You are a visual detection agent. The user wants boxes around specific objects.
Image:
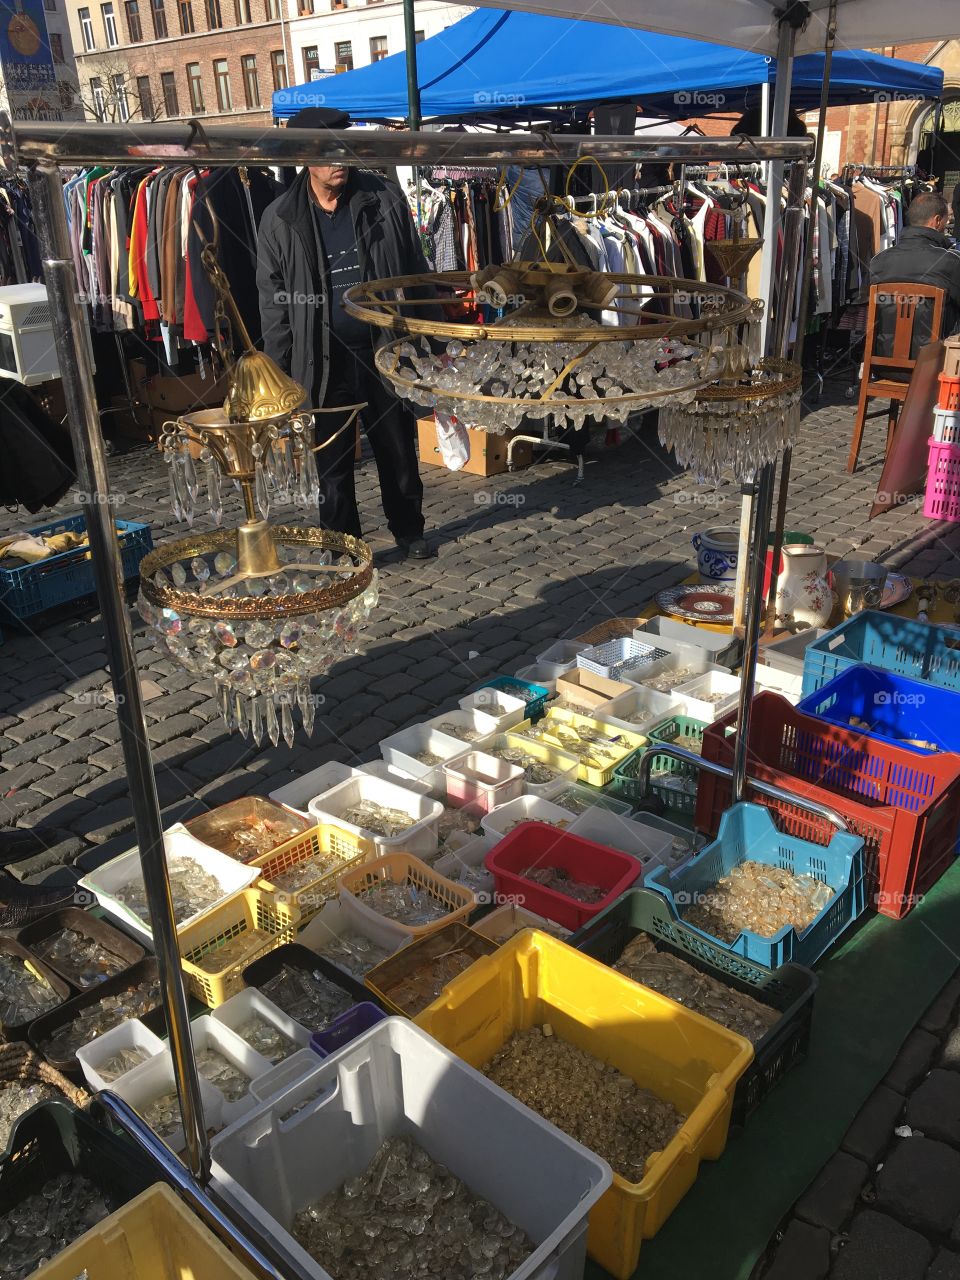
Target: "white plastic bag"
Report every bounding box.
[434,411,471,471]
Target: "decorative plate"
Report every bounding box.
[879,572,913,610]
[655,584,736,624]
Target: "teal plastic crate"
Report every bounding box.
[0,515,152,622]
[478,675,550,720]
[645,802,866,969]
[802,611,960,696]
[611,744,699,822]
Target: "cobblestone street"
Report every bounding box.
[5,378,960,1277]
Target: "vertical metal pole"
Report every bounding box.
[27,161,210,1184]
[732,155,807,803]
[402,0,421,133]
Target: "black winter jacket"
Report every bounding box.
[256,168,429,409]
[869,226,960,351]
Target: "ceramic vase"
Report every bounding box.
[692,527,739,584]
[775,544,835,629]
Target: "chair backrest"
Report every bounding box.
[868,282,947,369]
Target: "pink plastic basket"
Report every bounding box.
[923,436,960,522]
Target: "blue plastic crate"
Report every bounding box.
[802,611,960,696]
[478,675,550,720]
[0,515,153,622]
[644,802,866,969]
[798,664,960,756]
[309,1002,386,1058]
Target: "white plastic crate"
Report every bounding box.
[379,723,470,785]
[458,687,528,730]
[248,1048,322,1105]
[422,708,501,752]
[210,1019,610,1280]
[535,639,587,670]
[621,647,725,693]
[549,784,633,819]
[934,406,960,445]
[156,1015,272,1127]
[76,1017,165,1094]
[307,775,443,858]
[433,835,495,901]
[471,904,572,943]
[358,759,433,794]
[488,734,580,800]
[514,662,564,692]
[636,615,735,656]
[212,987,312,1059]
[77,824,258,946]
[599,684,678,732]
[443,750,526,815]
[297,898,410,966]
[577,636,669,681]
[269,762,359,814]
[480,795,577,846]
[567,808,675,875]
[758,627,829,676]
[753,662,803,703]
[113,1053,224,1155]
[672,669,741,722]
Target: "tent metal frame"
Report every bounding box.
[1,96,819,1276]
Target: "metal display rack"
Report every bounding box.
[0,115,821,1276]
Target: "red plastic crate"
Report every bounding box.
[923,437,960,522]
[694,692,960,920]
[939,373,960,412]
[484,821,643,931]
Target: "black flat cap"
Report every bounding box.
[286,106,350,130]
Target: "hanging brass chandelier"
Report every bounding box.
[136,224,377,747]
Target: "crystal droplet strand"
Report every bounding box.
[281,697,296,749]
[265,697,280,747]
[202,446,223,526]
[178,457,195,527]
[299,685,316,736]
[251,697,264,746]
[235,693,249,739]
[182,448,200,501]
[165,450,183,521]
[254,461,271,520]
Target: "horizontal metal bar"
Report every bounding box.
[96,1091,312,1280]
[638,742,850,832]
[0,119,814,169]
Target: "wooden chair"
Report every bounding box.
[847,282,946,473]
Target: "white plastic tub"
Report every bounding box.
[269,762,360,814]
[622,647,724,693]
[434,835,495,902]
[672,669,742,722]
[758,626,828,676]
[443,750,526,815]
[549,784,633,819]
[599,685,678,732]
[635,615,735,656]
[514,662,563,693]
[307,775,444,858]
[113,1053,224,1154]
[567,808,675,876]
[76,1017,165,1094]
[458,687,528,730]
[248,1047,323,1105]
[753,662,803,703]
[297,898,410,967]
[535,639,586,670]
[422,708,501,752]
[212,987,312,1060]
[358,759,433,794]
[379,723,469,785]
[77,824,258,946]
[471,904,572,944]
[210,1019,610,1280]
[480,795,576,846]
[192,1015,273,1125]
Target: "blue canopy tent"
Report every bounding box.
[272,7,943,121]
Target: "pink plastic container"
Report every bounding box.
[443,751,525,816]
[923,436,960,522]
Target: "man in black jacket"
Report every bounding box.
[869,192,960,352]
[257,107,433,559]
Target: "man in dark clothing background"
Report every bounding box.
[869,191,960,354]
[256,107,433,560]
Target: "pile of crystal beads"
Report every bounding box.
[521,865,605,904]
[640,665,695,693]
[95,1045,152,1083]
[354,880,448,928]
[0,955,61,1027]
[40,977,161,1062]
[338,800,413,838]
[115,855,223,927]
[194,930,272,974]
[137,545,379,745]
[290,1136,533,1280]
[490,745,564,785]
[315,930,397,979]
[0,1082,59,1151]
[682,860,836,942]
[233,1015,297,1062]
[196,1047,250,1102]
[483,1025,684,1182]
[33,929,126,989]
[139,1086,188,1142]
[198,809,306,862]
[614,933,779,1043]
[516,718,632,770]
[436,806,481,853]
[384,332,716,433]
[0,1174,112,1280]
[659,385,801,484]
[259,964,353,1029]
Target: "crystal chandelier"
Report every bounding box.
[136,226,377,745]
[345,261,755,433]
[658,356,803,484]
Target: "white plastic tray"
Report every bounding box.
[636,615,735,655]
[297,897,410,965]
[622,647,725,693]
[269,762,360,814]
[672,669,741,722]
[212,987,312,1058]
[248,1047,323,1105]
[458,687,528,730]
[76,1017,165,1094]
[113,1052,224,1155]
[77,823,258,946]
[422,708,501,752]
[379,723,470,784]
[598,685,679,733]
[480,795,576,847]
[433,835,495,902]
[307,775,443,857]
[753,662,803,703]
[535,639,586,670]
[514,662,564,693]
[210,1018,610,1280]
[758,626,829,676]
[567,808,673,877]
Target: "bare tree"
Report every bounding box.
[76,55,164,122]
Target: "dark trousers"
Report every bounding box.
[315,342,424,543]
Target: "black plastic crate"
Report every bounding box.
[570,887,818,1125]
[242,942,378,1031]
[0,938,73,1043]
[17,907,145,993]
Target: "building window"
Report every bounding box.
[43,0,55,10]
[78,7,95,49]
[334,38,352,70]
[90,75,105,118]
[160,69,178,115]
[101,2,118,45]
[297,0,313,13]
[213,57,231,110]
[269,48,286,89]
[187,61,203,111]
[241,53,259,108]
[151,0,167,36]
[112,72,129,119]
[204,0,222,27]
[330,0,345,8]
[49,31,64,60]
[136,74,152,115]
[369,35,387,61]
[178,0,194,32]
[302,45,319,79]
[234,0,250,20]
[263,0,279,16]
[125,0,142,39]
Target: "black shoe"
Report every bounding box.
[397,537,435,560]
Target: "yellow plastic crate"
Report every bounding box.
[178,886,300,1008]
[513,708,647,787]
[416,929,753,1280]
[339,852,476,939]
[33,1183,261,1280]
[499,731,580,790]
[253,822,373,924]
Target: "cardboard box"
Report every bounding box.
[129,358,227,414]
[416,416,532,477]
[555,667,632,710]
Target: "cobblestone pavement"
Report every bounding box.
[4,377,960,1275]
